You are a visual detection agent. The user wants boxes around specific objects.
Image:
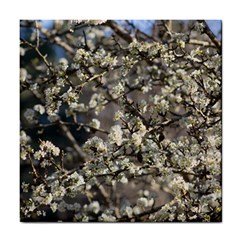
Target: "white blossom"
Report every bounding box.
[114,110,124,121]
[99,213,116,222]
[177,213,186,222]
[39,140,60,156]
[20,68,28,82]
[20,130,31,145]
[34,104,45,114]
[169,176,189,196]
[72,20,106,25]
[24,108,37,124]
[70,171,85,186]
[61,87,78,104]
[125,206,133,218]
[42,193,53,205]
[47,114,60,123]
[89,201,100,214]
[131,132,143,147]
[111,82,125,98]
[137,197,149,208]
[133,206,141,215]
[50,202,58,213]
[108,125,123,146]
[89,93,99,108]
[119,174,128,184]
[84,136,108,155]
[89,118,101,129]
[58,58,68,71]
[21,182,29,193]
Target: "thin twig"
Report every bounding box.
[59,121,86,161]
[23,120,109,135]
[188,39,215,47]
[60,150,65,170]
[29,154,48,185]
[79,71,107,89]
[95,179,112,207]
[106,20,133,43]
[20,38,53,73]
[162,20,172,36]
[83,30,90,50]
[49,157,62,171]
[35,20,40,48]
[40,27,75,55]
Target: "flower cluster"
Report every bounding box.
[74,48,117,69]
[44,86,62,116]
[83,136,108,156]
[108,125,123,146]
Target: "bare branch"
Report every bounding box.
[106,20,134,43]
[35,20,40,48]
[198,20,221,53]
[59,121,86,161]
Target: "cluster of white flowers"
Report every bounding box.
[130,119,147,147]
[74,48,91,65]
[113,110,124,121]
[121,56,136,76]
[108,125,123,146]
[169,175,189,197]
[76,70,89,82]
[99,213,116,222]
[141,84,152,93]
[61,87,78,105]
[117,172,128,184]
[69,171,85,186]
[89,118,101,129]
[24,108,37,124]
[20,68,28,82]
[129,39,162,58]
[66,102,87,117]
[87,201,100,214]
[44,86,62,115]
[74,47,117,69]
[47,114,60,123]
[121,206,133,218]
[91,48,118,68]
[137,197,154,208]
[203,149,221,175]
[20,130,31,145]
[21,182,29,193]
[33,104,45,114]
[72,20,106,25]
[152,95,169,115]
[131,132,143,147]
[54,200,81,213]
[88,93,107,114]
[84,136,108,155]
[31,184,53,206]
[50,180,66,200]
[54,58,68,77]
[34,140,60,160]
[111,82,125,98]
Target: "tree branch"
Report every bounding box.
[198,20,221,53]
[106,20,134,43]
[58,121,86,161]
